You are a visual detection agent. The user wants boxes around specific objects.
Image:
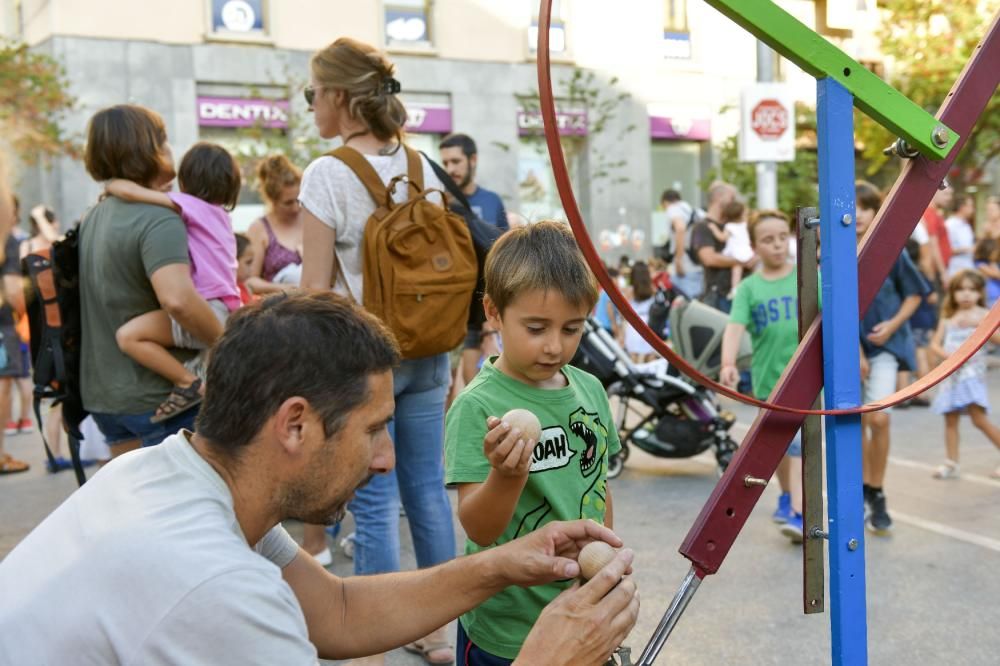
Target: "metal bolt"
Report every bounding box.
[841,213,852,226]
[804,217,820,229]
[932,125,950,148]
[743,475,768,488]
[809,527,829,540]
[847,538,859,551]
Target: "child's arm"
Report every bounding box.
[720,322,746,389]
[730,264,744,291]
[105,179,180,212]
[928,319,948,363]
[457,417,536,547]
[866,294,921,347]
[709,224,730,244]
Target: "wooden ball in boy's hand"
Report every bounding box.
[578,541,617,581]
[501,409,542,443]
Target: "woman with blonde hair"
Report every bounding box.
[299,38,455,665]
[245,154,303,294]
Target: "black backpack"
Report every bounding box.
[658,205,700,265]
[421,153,504,332]
[22,226,89,485]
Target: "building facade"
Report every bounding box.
[3,0,884,258]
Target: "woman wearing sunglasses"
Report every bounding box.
[298,38,455,666]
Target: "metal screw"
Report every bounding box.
[804,216,820,229]
[743,475,768,488]
[931,125,950,148]
[809,527,829,540]
[841,213,852,226]
[848,538,859,551]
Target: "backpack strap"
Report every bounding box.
[330,146,389,206]
[403,145,424,190]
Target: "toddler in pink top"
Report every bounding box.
[106,142,241,423]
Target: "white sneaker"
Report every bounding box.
[933,461,960,480]
[340,532,356,559]
[311,546,333,567]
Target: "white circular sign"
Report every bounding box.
[221,0,256,32]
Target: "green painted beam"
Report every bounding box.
[705,0,958,160]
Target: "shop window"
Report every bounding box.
[208,0,268,40]
[385,0,433,49]
[529,0,567,55]
[663,0,691,59]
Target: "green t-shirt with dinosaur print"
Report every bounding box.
[445,358,621,659]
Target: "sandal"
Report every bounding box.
[0,453,30,475]
[933,460,960,480]
[150,379,204,424]
[403,639,455,666]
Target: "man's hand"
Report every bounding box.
[483,416,534,478]
[490,519,625,585]
[866,320,895,347]
[518,546,639,666]
[720,364,739,390]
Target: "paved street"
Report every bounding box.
[3,373,1000,665]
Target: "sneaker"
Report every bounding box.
[862,484,875,508]
[4,421,18,436]
[780,512,804,543]
[933,460,960,480]
[16,418,33,434]
[866,490,893,534]
[45,456,74,474]
[772,492,792,524]
[310,546,333,567]
[339,532,356,559]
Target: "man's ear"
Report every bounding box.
[468,153,478,172]
[273,397,310,457]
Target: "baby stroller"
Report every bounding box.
[572,293,750,478]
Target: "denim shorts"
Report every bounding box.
[91,406,199,448]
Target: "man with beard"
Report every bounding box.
[0,293,638,665]
[440,133,509,230]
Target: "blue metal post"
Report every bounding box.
[816,77,868,665]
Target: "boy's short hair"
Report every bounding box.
[747,209,791,244]
[855,180,883,213]
[484,220,598,315]
[179,142,242,211]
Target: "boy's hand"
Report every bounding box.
[860,354,870,380]
[720,364,740,389]
[866,321,895,347]
[483,416,535,478]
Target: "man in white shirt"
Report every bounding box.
[0,293,638,665]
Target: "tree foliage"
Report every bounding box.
[0,40,78,165]
[856,0,999,192]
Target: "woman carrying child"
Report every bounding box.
[929,269,1000,479]
[106,142,242,423]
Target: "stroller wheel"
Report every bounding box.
[607,447,629,479]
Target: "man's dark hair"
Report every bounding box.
[439,133,477,158]
[235,232,251,259]
[660,189,681,204]
[178,143,242,211]
[84,105,171,187]
[196,292,400,455]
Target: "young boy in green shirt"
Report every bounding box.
[445,221,622,663]
[720,210,805,543]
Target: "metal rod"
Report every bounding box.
[636,567,702,665]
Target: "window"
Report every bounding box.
[529,0,567,55]
[384,0,432,48]
[663,0,690,59]
[209,0,268,40]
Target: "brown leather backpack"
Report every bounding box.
[331,145,478,359]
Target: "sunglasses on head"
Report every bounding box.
[304,85,317,106]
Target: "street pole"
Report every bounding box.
[756,40,778,209]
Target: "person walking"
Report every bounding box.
[245,155,303,295]
[929,269,1000,479]
[298,37,456,666]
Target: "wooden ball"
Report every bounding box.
[501,408,542,443]
[578,541,617,580]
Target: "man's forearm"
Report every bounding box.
[324,551,507,658]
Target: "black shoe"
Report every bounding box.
[866,490,893,534]
[863,484,875,507]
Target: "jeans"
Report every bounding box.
[349,352,455,574]
[456,620,513,666]
[90,407,198,448]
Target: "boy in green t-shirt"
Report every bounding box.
[720,210,805,543]
[445,221,623,663]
